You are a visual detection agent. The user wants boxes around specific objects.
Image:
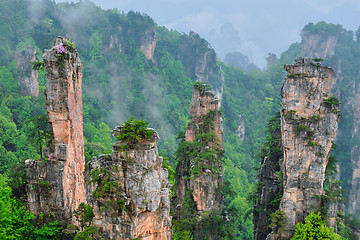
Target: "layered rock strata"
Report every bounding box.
[25,37,85,225]
[279,57,339,239]
[15,46,39,96]
[174,83,224,239]
[86,128,172,240]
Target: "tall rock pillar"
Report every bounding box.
[279,57,339,239]
[44,36,85,219]
[25,37,85,226]
[173,83,224,239]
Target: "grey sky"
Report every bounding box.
[55,0,360,68]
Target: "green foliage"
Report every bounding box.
[32,221,62,240]
[323,146,346,204]
[291,212,341,240]
[174,107,227,238]
[284,110,297,120]
[73,203,95,229]
[88,166,121,199]
[37,180,51,191]
[294,124,311,135]
[74,226,99,240]
[115,117,154,147]
[269,210,286,233]
[193,81,212,95]
[308,141,320,147]
[0,174,34,239]
[338,214,360,240]
[0,175,62,239]
[253,112,283,239]
[324,96,340,107]
[310,115,321,122]
[302,21,343,37]
[31,61,45,71]
[313,58,324,62]
[64,39,75,52]
[162,156,175,186]
[0,1,357,239]
[25,115,52,159]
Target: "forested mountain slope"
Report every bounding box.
[1,0,360,239]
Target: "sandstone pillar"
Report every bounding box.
[174,83,224,239]
[279,57,339,239]
[86,128,172,239]
[25,37,85,226]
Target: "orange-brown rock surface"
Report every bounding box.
[25,37,85,226]
[140,30,157,62]
[279,57,339,239]
[173,83,224,239]
[86,128,172,240]
[15,46,39,96]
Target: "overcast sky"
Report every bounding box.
[55,0,360,68]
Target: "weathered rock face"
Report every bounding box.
[104,27,156,62]
[140,30,157,62]
[174,84,224,239]
[301,34,338,59]
[25,37,85,226]
[236,115,246,142]
[178,32,224,101]
[86,129,172,240]
[15,46,39,96]
[279,57,338,239]
[185,85,223,147]
[300,29,360,218]
[25,159,67,225]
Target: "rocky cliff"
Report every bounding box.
[86,127,172,240]
[25,37,85,226]
[301,34,338,59]
[173,83,224,239]
[178,32,224,101]
[103,18,157,63]
[300,25,360,218]
[15,46,39,96]
[279,57,339,239]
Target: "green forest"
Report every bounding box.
[1,0,360,239]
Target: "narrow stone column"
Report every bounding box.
[174,83,224,239]
[25,37,85,226]
[279,57,339,239]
